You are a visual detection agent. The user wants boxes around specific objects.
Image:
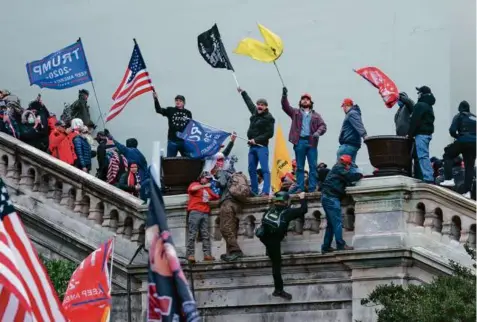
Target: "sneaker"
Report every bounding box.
[203,255,215,262]
[221,252,244,262]
[463,192,471,199]
[187,256,196,263]
[272,290,292,300]
[440,179,455,187]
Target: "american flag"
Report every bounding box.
[0,179,66,321]
[106,42,155,122]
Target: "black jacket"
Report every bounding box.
[321,163,363,198]
[154,98,192,142]
[408,93,435,137]
[449,101,476,143]
[261,199,308,240]
[241,91,275,146]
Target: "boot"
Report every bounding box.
[220,252,244,262]
[272,290,292,300]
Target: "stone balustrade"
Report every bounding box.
[0,132,147,245]
[171,175,476,263]
[349,176,476,265]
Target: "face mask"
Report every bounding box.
[27,116,35,124]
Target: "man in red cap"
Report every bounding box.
[281,87,327,193]
[337,98,367,163]
[320,155,363,252]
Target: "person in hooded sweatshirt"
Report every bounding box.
[337,98,368,163]
[153,91,192,157]
[440,100,476,198]
[281,87,327,194]
[237,87,275,197]
[71,118,92,173]
[407,86,436,183]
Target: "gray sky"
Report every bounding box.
[1,0,475,173]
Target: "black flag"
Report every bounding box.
[197,24,234,71]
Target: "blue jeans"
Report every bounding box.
[248,146,270,195]
[414,135,434,182]
[321,194,346,251]
[167,140,188,157]
[293,139,318,192]
[336,144,359,163]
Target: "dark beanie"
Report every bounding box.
[126,138,138,148]
[458,100,470,113]
[256,98,268,106]
[175,95,186,103]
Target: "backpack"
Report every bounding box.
[60,102,74,123]
[227,172,250,202]
[255,207,287,238]
[261,207,286,230]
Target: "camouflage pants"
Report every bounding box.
[219,200,242,254]
[186,211,211,257]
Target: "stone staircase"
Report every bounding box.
[1,131,475,322]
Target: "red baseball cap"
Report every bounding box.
[339,155,353,165]
[301,93,312,100]
[341,98,354,107]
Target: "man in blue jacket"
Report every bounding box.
[337,98,367,163]
[321,155,363,253]
[440,100,476,198]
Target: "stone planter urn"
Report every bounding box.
[161,157,204,195]
[364,135,413,177]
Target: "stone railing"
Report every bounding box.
[175,175,476,263]
[0,132,147,244]
[349,176,476,265]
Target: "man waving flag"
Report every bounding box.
[106,39,155,122]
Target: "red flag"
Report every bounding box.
[0,179,67,321]
[354,67,399,108]
[62,239,113,322]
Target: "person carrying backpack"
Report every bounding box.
[106,147,128,185]
[216,165,250,262]
[255,191,308,300]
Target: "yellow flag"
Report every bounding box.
[271,125,293,192]
[233,23,283,63]
[258,24,283,59]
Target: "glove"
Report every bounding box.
[282,87,288,97]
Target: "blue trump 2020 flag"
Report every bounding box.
[146,167,201,322]
[26,39,92,90]
[177,120,230,159]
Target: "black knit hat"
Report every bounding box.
[175,95,186,103]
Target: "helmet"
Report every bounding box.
[273,191,290,202]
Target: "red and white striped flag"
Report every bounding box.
[0,179,66,321]
[106,40,155,122]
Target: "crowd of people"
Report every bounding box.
[1,84,475,301]
[0,88,150,200]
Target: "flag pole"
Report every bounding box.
[273,61,285,87]
[231,72,240,88]
[78,37,106,128]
